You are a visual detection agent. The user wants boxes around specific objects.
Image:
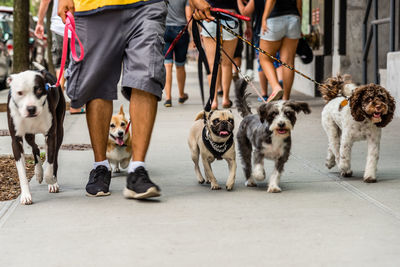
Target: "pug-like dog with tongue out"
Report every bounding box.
[188,110,236,191]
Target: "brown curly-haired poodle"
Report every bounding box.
[320,75,396,183]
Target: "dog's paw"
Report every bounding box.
[35,164,43,184]
[252,165,265,181]
[267,185,282,193]
[341,170,353,177]
[211,183,221,190]
[226,182,234,191]
[325,160,336,169]
[206,180,211,184]
[363,177,377,183]
[48,182,59,193]
[198,178,205,184]
[20,192,33,205]
[44,164,57,184]
[245,179,257,187]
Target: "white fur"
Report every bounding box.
[16,157,32,205]
[322,97,381,181]
[252,163,265,181]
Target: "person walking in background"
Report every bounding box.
[35,0,85,114]
[237,0,269,100]
[163,0,191,108]
[201,0,239,110]
[259,0,302,102]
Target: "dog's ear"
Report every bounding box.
[6,75,13,86]
[194,110,206,121]
[286,101,311,114]
[258,103,272,123]
[376,89,396,128]
[349,85,367,122]
[119,105,125,116]
[39,70,57,85]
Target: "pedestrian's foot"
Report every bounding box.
[86,165,111,197]
[266,87,284,102]
[257,95,269,102]
[164,99,172,107]
[123,167,161,199]
[178,93,189,104]
[70,107,85,114]
[211,100,218,110]
[222,99,233,109]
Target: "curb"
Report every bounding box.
[0,198,19,229]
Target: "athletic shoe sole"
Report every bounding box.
[86,191,111,197]
[123,186,161,199]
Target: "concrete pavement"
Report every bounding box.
[0,61,400,266]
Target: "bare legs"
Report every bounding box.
[259,37,298,100]
[164,63,187,103]
[86,88,157,163]
[129,88,157,162]
[203,36,238,109]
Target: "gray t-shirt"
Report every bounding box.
[166,0,189,26]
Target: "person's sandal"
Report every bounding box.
[178,93,189,104]
[164,99,172,107]
[266,89,284,102]
[222,100,233,109]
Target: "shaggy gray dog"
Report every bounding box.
[235,79,311,192]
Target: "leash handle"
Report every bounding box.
[56,11,84,87]
[210,8,250,21]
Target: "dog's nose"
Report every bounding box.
[118,131,124,137]
[27,106,37,115]
[278,122,285,128]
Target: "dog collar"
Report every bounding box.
[202,126,233,160]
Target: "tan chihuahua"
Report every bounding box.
[106,105,132,173]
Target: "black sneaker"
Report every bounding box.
[86,165,111,197]
[123,167,161,199]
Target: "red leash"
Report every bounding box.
[55,11,84,87]
[164,8,250,58]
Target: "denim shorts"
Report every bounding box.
[163,25,189,66]
[260,15,301,41]
[200,18,239,41]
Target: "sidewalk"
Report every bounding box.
[0,61,399,266]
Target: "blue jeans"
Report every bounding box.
[163,25,189,66]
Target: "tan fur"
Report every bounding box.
[188,110,237,190]
[106,105,132,173]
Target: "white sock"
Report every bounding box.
[128,161,145,173]
[93,160,110,170]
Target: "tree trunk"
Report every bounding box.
[46,1,56,76]
[12,0,30,73]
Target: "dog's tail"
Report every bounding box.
[319,74,355,103]
[234,78,252,117]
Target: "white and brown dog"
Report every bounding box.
[320,75,395,182]
[235,79,311,192]
[188,109,236,190]
[7,70,65,205]
[106,105,132,173]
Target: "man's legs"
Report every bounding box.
[176,65,186,98]
[164,63,173,103]
[129,88,157,162]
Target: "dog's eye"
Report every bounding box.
[110,123,115,128]
[285,111,293,116]
[120,122,125,127]
[228,118,234,123]
[213,119,220,124]
[17,91,23,96]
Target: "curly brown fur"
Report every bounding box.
[319,75,346,103]
[349,83,396,127]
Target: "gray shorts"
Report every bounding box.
[51,32,70,69]
[65,1,167,108]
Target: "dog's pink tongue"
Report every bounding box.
[116,138,124,146]
[220,131,229,136]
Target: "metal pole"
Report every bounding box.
[373,0,379,84]
[389,0,395,52]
